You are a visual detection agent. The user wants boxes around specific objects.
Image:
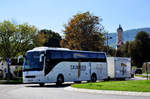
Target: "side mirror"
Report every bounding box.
[23,55,26,60]
[23,55,26,58]
[39,54,44,62]
[17,55,24,63]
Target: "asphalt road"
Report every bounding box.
[0,84,150,99]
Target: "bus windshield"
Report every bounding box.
[23,51,44,71]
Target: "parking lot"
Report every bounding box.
[0,83,150,99]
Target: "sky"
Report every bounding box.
[1,0,150,34]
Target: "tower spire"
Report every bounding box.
[116,24,123,49]
[119,24,121,28]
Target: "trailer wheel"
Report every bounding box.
[91,73,97,82]
[56,74,64,86]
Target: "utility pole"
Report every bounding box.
[105,32,112,55]
[7,58,11,80]
[146,62,149,80]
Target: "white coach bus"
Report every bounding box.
[23,47,108,86]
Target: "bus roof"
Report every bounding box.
[27,47,70,52]
[27,47,106,54]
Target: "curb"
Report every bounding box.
[64,86,150,97]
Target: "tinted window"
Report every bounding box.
[46,50,73,59]
[88,53,98,58]
[97,53,106,59]
[23,51,44,71]
[62,51,73,59]
[73,52,89,59]
[46,50,51,59]
[51,51,63,59]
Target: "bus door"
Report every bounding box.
[77,60,90,81]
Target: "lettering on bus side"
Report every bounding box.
[70,65,86,71]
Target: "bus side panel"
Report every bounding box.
[61,62,78,82]
[77,62,90,81]
[45,62,78,82]
[91,62,108,80]
[44,62,107,83]
[45,61,91,82]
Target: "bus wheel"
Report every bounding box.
[74,81,81,83]
[39,83,45,87]
[91,73,97,82]
[56,75,64,86]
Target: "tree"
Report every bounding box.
[130,31,150,67]
[107,47,116,56]
[0,21,37,59]
[61,12,105,51]
[128,41,140,66]
[116,31,150,67]
[116,41,130,57]
[32,30,46,47]
[32,29,61,47]
[39,29,61,47]
[0,21,37,79]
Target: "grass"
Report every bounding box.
[142,73,150,74]
[0,78,23,84]
[72,80,150,92]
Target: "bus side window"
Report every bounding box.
[82,53,89,59]
[51,51,63,59]
[45,58,53,75]
[73,52,89,59]
[45,59,50,66]
[89,53,97,58]
[46,50,51,59]
[97,53,105,59]
[63,52,73,59]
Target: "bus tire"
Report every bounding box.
[39,83,45,87]
[91,73,97,82]
[56,74,64,86]
[104,76,110,81]
[74,81,81,83]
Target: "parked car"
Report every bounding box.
[135,68,142,74]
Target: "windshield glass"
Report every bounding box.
[23,51,44,71]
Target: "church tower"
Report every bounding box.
[116,24,123,49]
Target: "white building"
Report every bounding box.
[0,60,22,79]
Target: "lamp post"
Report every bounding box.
[105,32,112,55]
[7,58,10,80]
[146,62,149,80]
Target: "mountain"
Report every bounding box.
[107,28,150,48]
